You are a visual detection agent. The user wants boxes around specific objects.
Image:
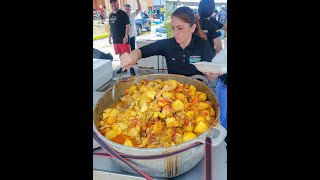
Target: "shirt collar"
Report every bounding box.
[111,9,120,14]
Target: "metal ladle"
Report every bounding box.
[112,68,124,101]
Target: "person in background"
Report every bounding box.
[122,0,142,76]
[108,0,130,74]
[103,5,106,16]
[217,5,227,40]
[98,5,105,23]
[213,9,219,21]
[218,5,227,24]
[210,10,227,35]
[93,9,99,19]
[198,0,222,56]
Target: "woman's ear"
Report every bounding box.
[191,23,196,33]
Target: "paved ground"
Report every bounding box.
[93,23,168,92]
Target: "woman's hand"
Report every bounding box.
[120,52,137,70]
[203,72,222,82]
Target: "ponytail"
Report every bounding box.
[194,15,207,40]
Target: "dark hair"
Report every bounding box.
[171,6,207,40]
[124,4,131,8]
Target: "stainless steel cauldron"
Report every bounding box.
[93,74,227,178]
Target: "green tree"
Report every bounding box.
[164,1,174,38]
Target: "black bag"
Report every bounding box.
[93,48,113,61]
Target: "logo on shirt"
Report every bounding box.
[172,58,175,61]
[109,16,117,23]
[189,56,201,63]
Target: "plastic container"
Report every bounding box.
[93,59,113,91]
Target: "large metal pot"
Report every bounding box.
[93,74,227,178]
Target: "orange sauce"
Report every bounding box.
[111,134,137,147]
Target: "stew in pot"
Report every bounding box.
[98,79,217,148]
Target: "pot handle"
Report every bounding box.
[209,124,227,147]
[198,125,227,180]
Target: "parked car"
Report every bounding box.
[135,12,151,35]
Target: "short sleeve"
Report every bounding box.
[211,23,221,39]
[122,11,130,25]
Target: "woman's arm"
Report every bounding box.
[121,39,168,70]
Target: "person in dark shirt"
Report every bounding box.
[108,0,131,74]
[198,0,227,130]
[209,10,227,37]
[198,0,222,56]
[210,14,223,29]
[120,6,215,77]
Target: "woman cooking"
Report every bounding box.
[120,6,218,77]
[120,6,225,129]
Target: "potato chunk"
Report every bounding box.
[165,117,179,128]
[175,93,185,101]
[197,102,209,110]
[194,121,209,134]
[146,91,157,100]
[198,93,207,101]
[172,100,184,112]
[184,123,194,132]
[105,129,117,140]
[182,132,197,142]
[123,139,133,147]
[195,115,206,125]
